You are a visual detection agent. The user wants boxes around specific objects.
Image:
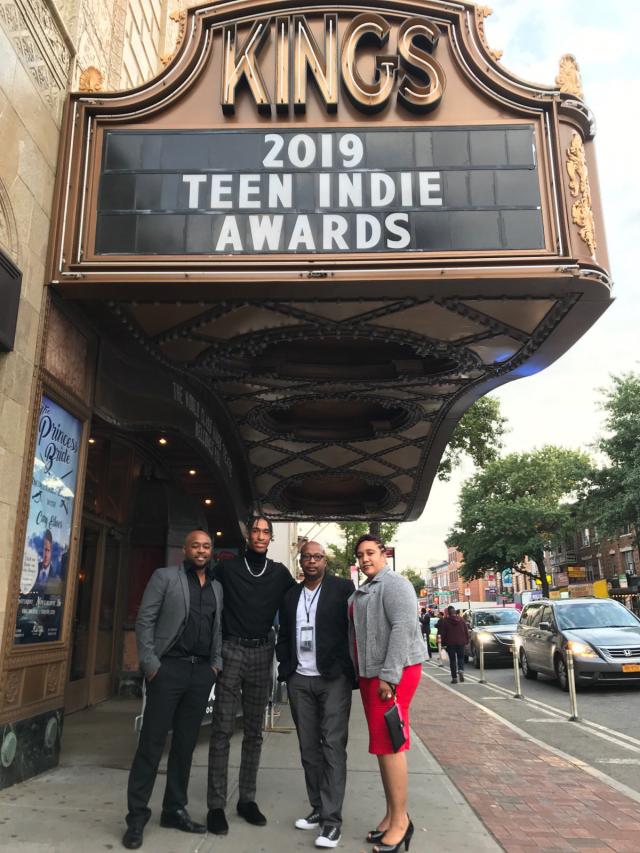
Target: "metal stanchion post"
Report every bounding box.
[478,632,488,684]
[566,648,580,721]
[512,637,523,699]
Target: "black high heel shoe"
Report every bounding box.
[372,819,414,853]
[366,828,386,843]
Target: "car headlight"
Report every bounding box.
[567,640,598,659]
[477,631,493,645]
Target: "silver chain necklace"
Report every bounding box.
[244,556,268,578]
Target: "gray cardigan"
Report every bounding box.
[349,566,424,685]
[136,564,223,678]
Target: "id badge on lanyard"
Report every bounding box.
[300,624,314,652]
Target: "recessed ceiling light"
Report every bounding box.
[88,438,96,444]
[216,530,223,537]
[204,498,213,505]
[188,468,197,476]
[158,437,168,445]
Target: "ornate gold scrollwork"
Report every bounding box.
[556,54,584,100]
[161,9,188,67]
[78,66,104,93]
[476,6,503,62]
[566,132,596,257]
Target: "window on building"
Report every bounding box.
[623,550,636,576]
[585,562,594,582]
[581,528,590,547]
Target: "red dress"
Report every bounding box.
[359,665,421,754]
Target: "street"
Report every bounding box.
[423,658,640,798]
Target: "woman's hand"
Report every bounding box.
[377,679,394,702]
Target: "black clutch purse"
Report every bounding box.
[384,699,407,752]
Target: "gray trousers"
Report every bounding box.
[208,641,273,809]
[287,671,352,829]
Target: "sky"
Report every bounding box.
[341,0,640,572]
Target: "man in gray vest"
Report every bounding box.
[122,529,223,849]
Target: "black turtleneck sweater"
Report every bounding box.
[213,548,295,638]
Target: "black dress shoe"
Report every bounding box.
[207,808,229,835]
[160,808,206,833]
[122,826,144,849]
[237,800,267,826]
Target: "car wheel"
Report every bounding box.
[520,649,538,680]
[556,656,569,692]
[472,645,480,668]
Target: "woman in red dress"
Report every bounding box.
[349,534,425,853]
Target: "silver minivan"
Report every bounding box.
[517,597,640,690]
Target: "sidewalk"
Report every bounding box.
[412,664,640,853]
[5,665,637,853]
[0,688,497,852]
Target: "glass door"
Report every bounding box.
[65,523,123,713]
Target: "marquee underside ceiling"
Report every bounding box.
[99,289,575,521]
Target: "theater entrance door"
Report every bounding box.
[65,521,124,713]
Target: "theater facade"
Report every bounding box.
[0,0,611,786]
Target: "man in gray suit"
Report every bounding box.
[123,530,223,850]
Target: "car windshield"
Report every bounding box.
[475,610,520,626]
[555,601,640,630]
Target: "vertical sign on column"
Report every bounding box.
[14,396,82,644]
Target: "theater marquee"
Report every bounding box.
[97,125,541,255]
[49,1,612,523]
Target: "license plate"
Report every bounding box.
[622,664,640,673]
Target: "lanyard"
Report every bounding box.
[303,583,322,623]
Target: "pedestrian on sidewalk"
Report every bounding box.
[122,530,223,850]
[439,605,470,684]
[276,541,355,849]
[419,607,432,659]
[206,515,295,836]
[349,533,424,853]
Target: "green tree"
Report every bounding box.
[402,567,425,594]
[582,373,640,541]
[437,396,507,481]
[326,522,398,578]
[447,446,592,597]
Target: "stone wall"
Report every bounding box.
[0,0,172,709]
[0,3,65,659]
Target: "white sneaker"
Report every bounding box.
[315,826,341,848]
[295,810,320,830]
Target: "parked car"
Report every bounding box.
[467,607,520,667]
[517,597,640,690]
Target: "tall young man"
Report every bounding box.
[276,541,355,848]
[123,530,222,850]
[207,515,295,835]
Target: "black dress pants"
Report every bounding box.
[126,657,215,828]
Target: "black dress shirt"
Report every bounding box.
[168,562,217,658]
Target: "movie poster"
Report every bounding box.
[14,396,82,644]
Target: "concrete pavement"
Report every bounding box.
[0,687,498,852]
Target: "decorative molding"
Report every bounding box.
[475,6,503,62]
[78,64,103,92]
[160,8,187,67]
[0,177,20,264]
[3,670,22,708]
[556,54,583,100]
[0,0,72,118]
[566,132,596,257]
[45,663,61,696]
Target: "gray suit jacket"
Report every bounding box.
[135,564,223,678]
[348,566,424,685]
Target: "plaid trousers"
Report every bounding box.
[207,640,273,808]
